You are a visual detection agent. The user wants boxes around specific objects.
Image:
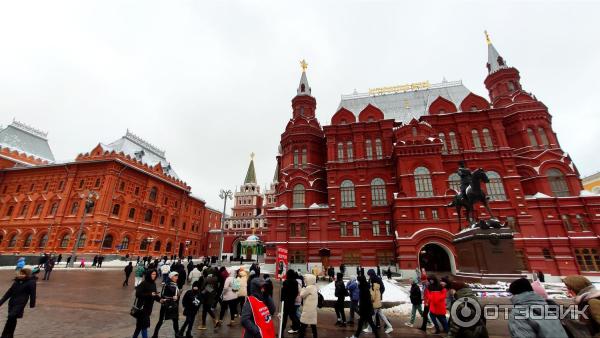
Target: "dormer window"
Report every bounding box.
[470,105,478,111]
[507,81,515,92]
[497,56,505,66]
[439,109,446,114]
[340,119,347,125]
[300,84,305,92]
[300,107,304,116]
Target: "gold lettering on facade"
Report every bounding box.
[368,81,430,96]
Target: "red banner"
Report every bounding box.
[275,247,288,280]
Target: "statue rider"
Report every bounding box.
[447,160,472,207]
[457,160,472,201]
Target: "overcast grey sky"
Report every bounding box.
[1,1,599,210]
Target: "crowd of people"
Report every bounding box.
[1,255,600,338]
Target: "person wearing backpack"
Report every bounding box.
[334,272,348,327]
[447,281,488,338]
[508,278,567,338]
[346,276,360,325]
[218,268,238,327]
[178,280,202,338]
[298,274,318,338]
[348,275,379,338]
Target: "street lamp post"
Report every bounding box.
[218,189,233,265]
[98,223,109,255]
[70,191,99,267]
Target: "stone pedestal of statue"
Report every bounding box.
[453,226,524,282]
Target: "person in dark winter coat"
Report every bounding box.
[263,274,274,298]
[198,270,218,330]
[132,269,160,338]
[280,270,300,337]
[334,272,347,326]
[406,280,424,327]
[348,275,379,338]
[179,281,202,338]
[386,267,392,280]
[56,254,62,265]
[43,257,55,281]
[346,277,360,324]
[152,272,181,338]
[123,262,133,286]
[327,266,335,282]
[241,277,276,338]
[176,265,186,290]
[508,278,567,338]
[0,266,36,338]
[366,269,385,295]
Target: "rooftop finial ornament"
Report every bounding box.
[250,152,255,160]
[484,30,491,45]
[300,59,308,72]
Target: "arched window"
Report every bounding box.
[149,187,158,201]
[438,133,447,154]
[121,236,130,250]
[140,240,148,251]
[448,131,458,153]
[471,129,482,151]
[412,127,418,136]
[485,171,506,200]
[60,234,70,248]
[482,128,493,150]
[414,167,433,197]
[507,81,515,91]
[38,233,48,248]
[111,204,120,216]
[160,215,165,225]
[144,209,153,223]
[49,202,58,216]
[375,138,383,159]
[23,234,33,248]
[340,180,356,208]
[77,232,86,248]
[371,178,387,206]
[302,148,307,166]
[102,234,113,249]
[292,184,305,208]
[538,127,549,146]
[527,128,538,146]
[166,242,172,252]
[33,203,43,216]
[6,205,14,217]
[365,139,373,160]
[119,181,125,191]
[346,142,353,161]
[154,240,161,252]
[547,169,570,197]
[337,143,344,161]
[448,173,461,193]
[8,234,17,248]
[128,208,136,220]
[95,178,101,187]
[70,202,79,215]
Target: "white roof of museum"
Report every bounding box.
[338,80,471,123]
[100,130,179,179]
[0,120,55,162]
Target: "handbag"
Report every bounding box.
[129,297,143,318]
[163,285,179,320]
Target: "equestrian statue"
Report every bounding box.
[447,161,503,230]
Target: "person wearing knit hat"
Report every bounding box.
[0,265,37,338]
[563,275,600,332]
[447,281,488,338]
[152,270,181,338]
[508,278,567,338]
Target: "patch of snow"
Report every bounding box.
[526,192,551,199]
[319,279,410,303]
[272,204,288,210]
[580,190,598,197]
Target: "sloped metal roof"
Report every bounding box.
[100,130,179,179]
[338,80,471,123]
[0,120,55,162]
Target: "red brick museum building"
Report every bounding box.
[265,37,600,278]
[0,125,221,258]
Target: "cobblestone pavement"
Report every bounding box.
[0,269,512,337]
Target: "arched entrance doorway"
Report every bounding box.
[419,243,452,273]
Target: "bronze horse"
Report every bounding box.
[450,168,496,229]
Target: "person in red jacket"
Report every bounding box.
[426,276,448,334]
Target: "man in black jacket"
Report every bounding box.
[280,270,300,337]
[0,266,36,338]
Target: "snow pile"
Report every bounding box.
[318,278,410,303]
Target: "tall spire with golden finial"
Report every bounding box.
[244,152,257,184]
[485,30,507,74]
[297,58,312,96]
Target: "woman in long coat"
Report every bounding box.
[298,274,318,338]
[0,266,36,338]
[132,269,160,338]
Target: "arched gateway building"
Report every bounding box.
[0,126,221,258]
[265,37,600,278]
